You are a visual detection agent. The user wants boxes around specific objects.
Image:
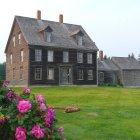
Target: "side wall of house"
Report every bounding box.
[29,46,97,85]
[6,20,29,86]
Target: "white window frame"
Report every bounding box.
[13,36,15,47]
[35,49,42,62]
[18,33,21,44]
[35,68,42,80]
[88,69,93,80]
[48,50,54,62]
[87,53,92,64]
[77,69,84,80]
[77,52,83,63]
[20,50,23,62]
[77,35,82,46]
[63,51,69,63]
[10,54,13,64]
[47,68,54,80]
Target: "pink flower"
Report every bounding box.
[15,126,26,140]
[17,100,32,113]
[36,94,44,103]
[2,80,9,87]
[31,125,45,139]
[7,91,15,101]
[22,87,30,94]
[0,118,5,124]
[40,103,47,111]
[59,127,64,135]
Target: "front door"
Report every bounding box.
[59,67,72,85]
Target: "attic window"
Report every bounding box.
[18,33,21,44]
[44,26,53,43]
[13,36,15,47]
[77,35,83,46]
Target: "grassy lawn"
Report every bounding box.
[13,86,140,140]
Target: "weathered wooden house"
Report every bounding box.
[112,57,140,87]
[5,11,98,86]
[98,51,119,85]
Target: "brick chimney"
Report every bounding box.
[37,10,41,20]
[59,14,63,23]
[99,50,104,61]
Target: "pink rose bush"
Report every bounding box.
[0,81,66,140]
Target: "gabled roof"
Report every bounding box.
[98,59,119,71]
[10,16,98,51]
[112,57,140,70]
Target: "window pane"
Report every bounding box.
[77,53,83,63]
[13,36,15,47]
[87,53,92,64]
[63,51,69,63]
[20,50,23,62]
[20,67,23,80]
[77,35,82,45]
[48,68,54,80]
[13,68,15,80]
[10,54,12,64]
[35,49,42,61]
[88,69,93,80]
[18,33,21,44]
[35,68,42,80]
[48,50,53,62]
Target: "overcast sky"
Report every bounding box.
[0,0,140,63]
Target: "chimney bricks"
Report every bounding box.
[99,50,104,61]
[37,10,41,20]
[59,14,63,23]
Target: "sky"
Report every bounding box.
[0,0,140,63]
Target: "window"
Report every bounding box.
[88,69,93,80]
[35,68,42,80]
[47,68,54,80]
[77,52,83,63]
[35,49,42,62]
[13,68,15,80]
[18,33,21,44]
[77,69,83,80]
[45,32,51,42]
[10,54,13,64]
[63,51,69,63]
[48,50,54,62]
[87,53,92,64]
[77,35,82,46]
[13,36,15,47]
[20,50,23,62]
[99,72,104,82]
[20,67,23,80]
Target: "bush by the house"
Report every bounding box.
[0,80,65,140]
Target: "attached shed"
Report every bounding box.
[112,57,140,88]
[98,59,119,85]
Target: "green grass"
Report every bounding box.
[13,86,140,140]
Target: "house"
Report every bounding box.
[98,51,119,85]
[112,57,140,88]
[5,11,98,86]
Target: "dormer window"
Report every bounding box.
[77,35,83,46]
[44,26,53,43]
[45,31,51,42]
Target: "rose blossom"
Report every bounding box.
[40,103,47,111]
[15,126,26,140]
[22,87,30,94]
[31,125,45,138]
[7,90,15,101]
[2,80,9,87]
[0,118,5,124]
[36,94,44,103]
[17,100,32,113]
[59,127,64,135]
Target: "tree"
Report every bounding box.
[138,54,140,61]
[0,62,6,80]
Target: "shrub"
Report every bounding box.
[0,81,65,140]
